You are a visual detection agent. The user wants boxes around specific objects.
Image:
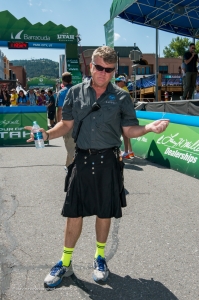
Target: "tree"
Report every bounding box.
[163,37,199,58]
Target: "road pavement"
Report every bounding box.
[0,137,198,300]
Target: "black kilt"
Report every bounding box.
[61,148,126,219]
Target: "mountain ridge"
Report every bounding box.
[10,58,59,79]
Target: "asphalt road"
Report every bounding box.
[0,137,198,300]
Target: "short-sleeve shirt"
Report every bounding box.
[17,96,28,106]
[62,79,139,149]
[48,95,56,112]
[183,51,198,72]
[56,84,73,107]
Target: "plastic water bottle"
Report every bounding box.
[32,121,45,149]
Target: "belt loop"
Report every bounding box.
[89,149,91,155]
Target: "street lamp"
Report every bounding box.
[131,64,138,102]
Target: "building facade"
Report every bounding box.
[78,46,182,78]
[9,64,27,88]
[3,56,9,80]
[0,50,4,80]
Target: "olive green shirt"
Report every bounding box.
[62,79,139,149]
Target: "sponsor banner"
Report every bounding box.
[123,114,199,179]
[104,19,114,48]
[70,71,82,85]
[27,77,56,90]
[0,10,78,44]
[66,51,82,85]
[0,106,47,146]
[104,19,115,83]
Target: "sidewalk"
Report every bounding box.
[0,137,198,300]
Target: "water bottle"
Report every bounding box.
[32,121,45,149]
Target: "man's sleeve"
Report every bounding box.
[120,93,139,127]
[62,88,74,120]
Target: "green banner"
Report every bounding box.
[123,119,199,179]
[104,19,114,49]
[0,10,78,43]
[0,107,48,146]
[66,44,82,85]
[27,77,56,90]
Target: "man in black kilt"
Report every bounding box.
[25,46,169,287]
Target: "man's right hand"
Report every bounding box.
[24,126,49,143]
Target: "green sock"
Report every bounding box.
[61,247,74,267]
[95,241,106,258]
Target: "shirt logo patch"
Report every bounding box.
[109,95,116,101]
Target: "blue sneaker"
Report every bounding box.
[44,260,73,288]
[93,255,109,282]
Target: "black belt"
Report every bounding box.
[77,147,116,155]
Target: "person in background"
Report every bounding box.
[10,89,18,106]
[56,72,75,172]
[0,85,11,106]
[17,90,29,106]
[115,76,135,159]
[27,88,37,106]
[47,90,56,128]
[181,61,186,96]
[44,90,49,105]
[37,89,46,106]
[183,43,199,99]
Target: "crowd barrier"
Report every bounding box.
[0,106,48,146]
[127,111,199,179]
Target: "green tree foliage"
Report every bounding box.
[10,58,59,79]
[163,37,199,58]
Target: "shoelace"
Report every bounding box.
[97,257,106,271]
[51,263,63,275]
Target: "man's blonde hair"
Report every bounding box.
[92,46,117,64]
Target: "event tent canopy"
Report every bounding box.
[110,0,199,38]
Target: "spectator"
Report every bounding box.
[0,85,11,106]
[17,90,29,106]
[183,43,199,99]
[47,90,56,128]
[10,89,18,106]
[56,72,75,172]
[181,61,186,94]
[37,89,46,106]
[27,88,37,106]
[115,76,135,160]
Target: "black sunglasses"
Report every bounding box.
[92,62,115,73]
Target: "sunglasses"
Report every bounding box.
[191,47,196,49]
[92,62,115,73]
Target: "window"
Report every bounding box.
[142,68,145,75]
[159,66,168,74]
[137,68,141,75]
[146,66,150,74]
[118,66,129,76]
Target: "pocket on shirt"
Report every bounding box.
[102,106,120,124]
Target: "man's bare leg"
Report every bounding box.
[44,217,83,287]
[95,217,111,243]
[64,217,83,247]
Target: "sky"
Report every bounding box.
[0,0,187,62]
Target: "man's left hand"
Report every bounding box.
[146,119,169,134]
